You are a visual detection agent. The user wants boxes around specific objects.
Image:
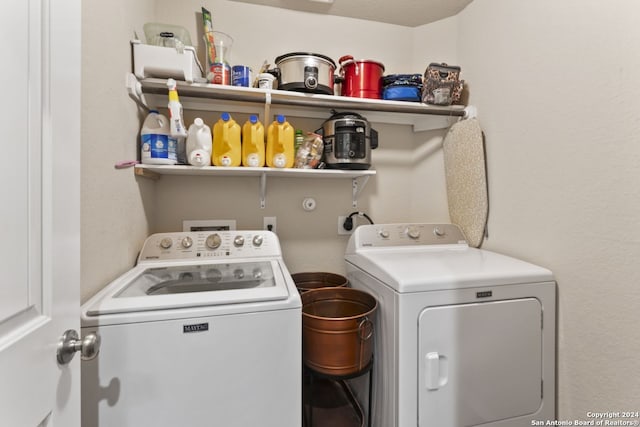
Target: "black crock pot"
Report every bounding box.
[317,111,378,170]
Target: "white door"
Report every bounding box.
[0,0,81,425]
[418,298,543,427]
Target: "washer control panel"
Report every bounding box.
[349,223,468,249]
[137,231,280,262]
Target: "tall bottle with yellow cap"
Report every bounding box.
[242,115,265,167]
[212,112,241,166]
[266,115,294,168]
[166,78,188,163]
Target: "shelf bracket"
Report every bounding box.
[126,73,149,111]
[263,90,272,125]
[259,172,267,209]
[352,175,370,208]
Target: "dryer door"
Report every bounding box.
[418,298,542,427]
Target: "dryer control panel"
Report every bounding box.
[347,223,468,250]
[137,230,281,262]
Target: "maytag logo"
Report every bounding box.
[183,323,209,333]
[476,290,492,298]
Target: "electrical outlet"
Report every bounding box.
[338,215,353,235]
[263,216,277,233]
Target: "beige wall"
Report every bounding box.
[455,0,640,418]
[81,0,158,302]
[81,0,640,419]
[81,0,452,301]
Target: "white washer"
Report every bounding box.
[345,223,556,427]
[81,230,301,427]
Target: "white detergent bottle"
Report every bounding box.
[140,110,177,165]
[186,118,212,166]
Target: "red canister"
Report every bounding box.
[208,63,231,85]
[339,55,385,99]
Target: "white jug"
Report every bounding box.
[186,118,212,166]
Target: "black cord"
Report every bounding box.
[343,211,374,231]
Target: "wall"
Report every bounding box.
[455,0,640,418]
[81,0,158,301]
[81,0,455,299]
[81,0,640,420]
[147,0,454,274]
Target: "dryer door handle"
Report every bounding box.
[425,351,448,390]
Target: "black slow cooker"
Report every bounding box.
[317,111,378,170]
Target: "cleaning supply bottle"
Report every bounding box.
[242,115,265,167]
[186,118,212,166]
[166,78,187,138]
[166,78,188,163]
[266,115,294,168]
[140,110,177,165]
[212,112,241,166]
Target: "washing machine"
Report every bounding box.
[344,223,556,427]
[81,230,301,427]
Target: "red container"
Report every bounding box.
[339,55,385,99]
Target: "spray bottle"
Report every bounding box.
[166,79,187,162]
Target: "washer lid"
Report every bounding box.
[83,259,292,316]
[345,246,553,293]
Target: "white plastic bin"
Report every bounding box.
[131,40,204,83]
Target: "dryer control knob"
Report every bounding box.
[205,233,222,250]
[433,227,446,237]
[234,236,245,247]
[252,235,264,247]
[405,227,420,240]
[379,229,390,239]
[160,237,173,249]
[181,236,193,248]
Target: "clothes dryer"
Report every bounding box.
[345,223,556,427]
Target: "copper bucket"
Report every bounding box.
[292,272,349,294]
[302,288,377,376]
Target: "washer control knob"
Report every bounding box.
[433,227,446,237]
[405,227,420,240]
[205,233,222,250]
[234,235,245,247]
[181,236,193,249]
[160,237,173,249]
[379,229,390,239]
[252,235,264,247]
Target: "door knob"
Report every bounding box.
[57,329,101,365]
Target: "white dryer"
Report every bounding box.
[81,230,301,427]
[344,223,556,427]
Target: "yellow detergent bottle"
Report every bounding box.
[266,115,294,168]
[212,112,241,167]
[242,115,265,167]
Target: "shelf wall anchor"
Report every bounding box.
[463,105,478,120]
